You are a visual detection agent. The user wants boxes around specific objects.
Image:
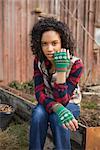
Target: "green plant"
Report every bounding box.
[9,81,22,90]
[9,79,34,94]
[81,101,97,109]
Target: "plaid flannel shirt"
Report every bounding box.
[34,56,83,113]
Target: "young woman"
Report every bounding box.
[29,17,83,150]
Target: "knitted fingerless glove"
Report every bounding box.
[53,51,70,72]
[52,103,75,125]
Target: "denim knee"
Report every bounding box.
[66,103,80,118]
[31,104,48,124]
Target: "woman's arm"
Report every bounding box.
[53,59,83,105]
[34,56,57,113]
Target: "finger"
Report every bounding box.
[60,48,65,52]
[62,124,68,130]
[61,48,63,52]
[61,48,66,52]
[67,49,70,59]
[65,123,73,131]
[72,118,78,129]
[68,120,77,131]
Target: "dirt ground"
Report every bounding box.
[80,86,100,127]
[80,100,100,127]
[0,119,80,150]
[0,85,100,150]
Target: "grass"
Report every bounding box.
[0,121,29,150]
[81,101,97,109]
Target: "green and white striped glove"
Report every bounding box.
[53,50,70,72]
[53,103,75,125]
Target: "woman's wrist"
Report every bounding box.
[52,103,63,112]
[56,72,66,83]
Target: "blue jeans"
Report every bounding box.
[29,103,80,150]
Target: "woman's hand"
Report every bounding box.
[52,103,78,131]
[62,118,78,131]
[53,49,70,72]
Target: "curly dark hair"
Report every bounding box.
[30,17,76,62]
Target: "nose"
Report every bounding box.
[47,44,54,53]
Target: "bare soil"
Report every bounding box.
[79,94,100,127]
[0,117,79,150]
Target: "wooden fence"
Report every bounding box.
[0,0,100,85]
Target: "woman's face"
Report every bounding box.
[41,30,61,61]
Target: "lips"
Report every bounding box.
[46,53,54,59]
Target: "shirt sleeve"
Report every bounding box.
[34,56,56,113]
[53,59,83,105]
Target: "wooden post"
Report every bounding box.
[86,127,100,150]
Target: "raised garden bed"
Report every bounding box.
[0,86,37,121]
[0,85,100,150]
[0,104,15,130]
[77,92,100,150]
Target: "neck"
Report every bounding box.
[49,60,55,74]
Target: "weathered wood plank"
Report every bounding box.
[0,0,4,81]
[20,0,27,82]
[71,123,86,150]
[15,0,22,82]
[87,0,95,84]
[0,87,36,120]
[86,127,100,150]
[83,0,89,83]
[3,0,9,84]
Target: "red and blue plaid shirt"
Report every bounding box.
[34,56,83,113]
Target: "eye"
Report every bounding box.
[41,42,47,47]
[52,41,58,46]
